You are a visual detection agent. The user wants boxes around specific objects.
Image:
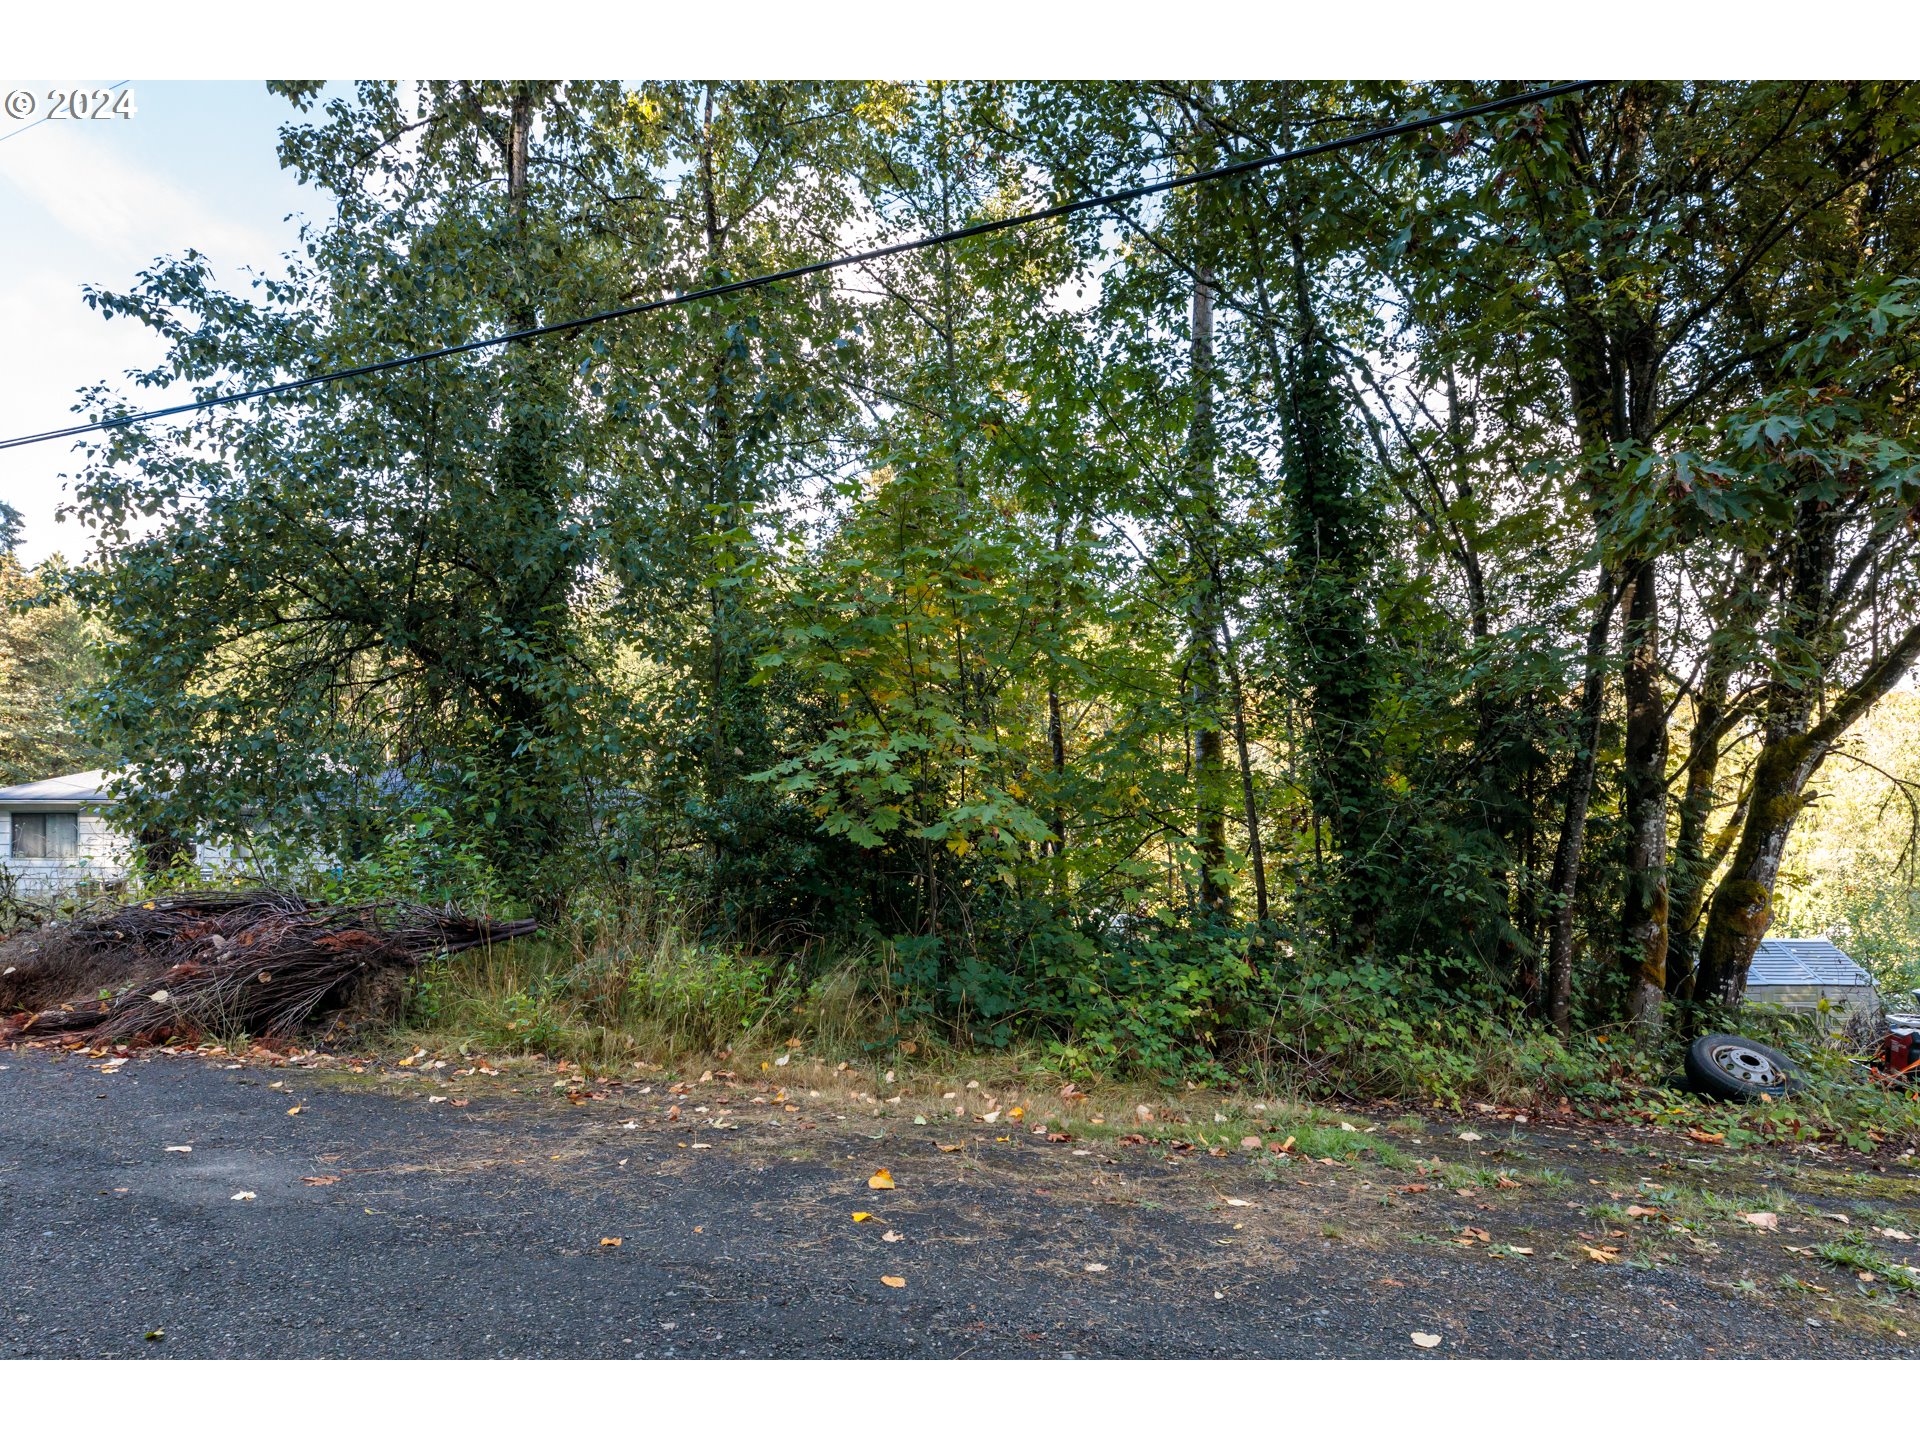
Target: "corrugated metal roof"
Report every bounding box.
[1747,936,1874,989]
[0,769,116,805]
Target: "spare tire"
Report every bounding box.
[1685,1033,1801,1101]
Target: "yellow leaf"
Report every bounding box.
[936,1143,963,1153]
[600,1237,622,1247]
[1008,1106,1024,1119]
[852,1211,875,1222]
[868,1168,896,1190]
[880,1275,906,1288]
[1582,1245,1619,1263]
[286,1105,302,1115]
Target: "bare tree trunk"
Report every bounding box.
[1667,555,1765,999]
[1619,557,1670,1029]
[1695,621,1920,1005]
[1188,269,1229,918]
[1222,614,1269,925]
[1545,568,1618,1033]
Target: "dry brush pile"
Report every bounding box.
[0,890,533,1044]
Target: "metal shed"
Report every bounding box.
[1744,936,1880,1036]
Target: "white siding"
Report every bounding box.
[0,807,264,897]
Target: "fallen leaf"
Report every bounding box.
[1270,1135,1296,1154]
[881,1275,906,1289]
[1223,1197,1254,1208]
[1399,1183,1429,1194]
[852,1211,875,1222]
[1411,1332,1442,1349]
[1877,1228,1913,1242]
[164,1145,192,1153]
[882,1230,903,1243]
[1009,1106,1024,1119]
[1083,1262,1108,1273]
[1821,1212,1851,1224]
[869,1168,896,1190]
[1739,1212,1780,1231]
[286,1105,302,1115]
[936,1143,964,1153]
[1463,1227,1490,1242]
[1507,1246,1535,1256]
[1625,1205,1660,1218]
[774,1054,790,1067]
[1457,1131,1483,1143]
[1686,1128,1726,1145]
[600,1237,622,1247]
[980,1110,1001,1123]
[1581,1245,1619,1263]
[231,1191,256,1201]
[1240,1136,1262,1150]
[145,1329,164,1342]
[301,1175,339,1186]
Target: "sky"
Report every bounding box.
[0,82,330,565]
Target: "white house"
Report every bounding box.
[0,769,257,896]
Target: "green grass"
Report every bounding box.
[1811,1233,1920,1293]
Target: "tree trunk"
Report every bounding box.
[1694,618,1920,1006]
[1222,614,1269,925]
[1667,554,1766,998]
[1619,557,1670,1029]
[1544,568,1618,1034]
[1188,270,1229,918]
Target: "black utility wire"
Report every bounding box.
[0,80,1603,454]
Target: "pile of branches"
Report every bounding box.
[0,890,533,1043]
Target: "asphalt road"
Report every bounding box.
[2,1045,1912,1358]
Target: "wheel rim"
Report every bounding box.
[1711,1043,1781,1086]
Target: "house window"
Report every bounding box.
[10,812,79,859]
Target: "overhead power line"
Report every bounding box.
[0,80,1604,454]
